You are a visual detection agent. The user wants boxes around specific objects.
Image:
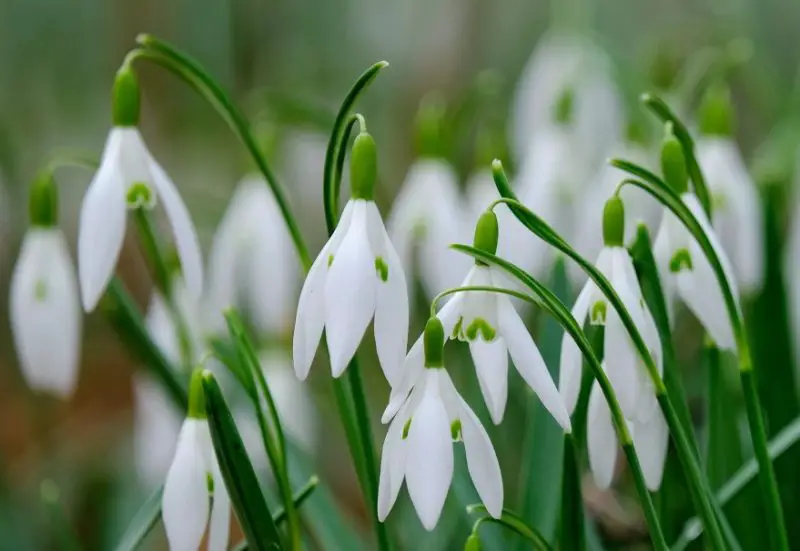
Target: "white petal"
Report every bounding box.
[559,281,592,414]
[405,373,453,531]
[261,351,318,451]
[652,220,677,325]
[498,297,571,432]
[377,404,409,521]
[77,130,127,312]
[148,154,204,298]
[10,229,82,397]
[676,259,736,351]
[383,336,425,422]
[586,382,618,489]
[368,202,410,386]
[207,462,231,551]
[133,373,182,486]
[632,407,669,491]
[469,338,509,425]
[324,201,377,376]
[604,307,639,418]
[163,420,210,551]
[292,201,356,379]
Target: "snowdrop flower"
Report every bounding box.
[132,372,182,486]
[78,65,202,312]
[653,129,738,351]
[378,317,502,530]
[146,273,207,368]
[293,129,409,384]
[10,173,81,397]
[695,84,764,293]
[510,31,623,168]
[163,369,230,551]
[387,211,571,429]
[206,175,297,336]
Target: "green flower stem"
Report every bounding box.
[489,163,726,549]
[466,505,553,551]
[617,175,789,551]
[450,245,668,550]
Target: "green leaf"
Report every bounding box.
[559,435,585,551]
[40,480,84,551]
[112,486,163,551]
[468,505,553,551]
[202,371,283,550]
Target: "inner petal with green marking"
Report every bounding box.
[465,317,496,341]
[450,419,462,442]
[375,257,389,282]
[590,300,607,325]
[126,181,156,209]
[669,248,693,273]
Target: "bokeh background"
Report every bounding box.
[2,0,800,549]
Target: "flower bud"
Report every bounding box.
[29,171,58,227]
[187,367,207,419]
[660,124,688,194]
[602,195,625,247]
[350,131,377,200]
[473,210,499,258]
[423,316,445,368]
[112,65,140,127]
[698,83,734,137]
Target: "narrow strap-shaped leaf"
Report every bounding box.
[40,481,84,551]
[559,435,585,551]
[468,505,553,551]
[202,371,283,550]
[112,486,164,551]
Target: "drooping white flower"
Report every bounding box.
[78,68,202,312]
[378,318,502,530]
[146,275,207,368]
[293,131,409,384]
[260,350,318,451]
[206,175,298,336]
[386,211,571,429]
[132,372,182,486]
[10,227,82,397]
[387,158,471,302]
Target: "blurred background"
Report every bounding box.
[2,0,800,549]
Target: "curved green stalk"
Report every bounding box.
[467,506,553,551]
[489,162,726,549]
[451,244,668,551]
[617,176,789,551]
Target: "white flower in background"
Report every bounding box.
[132,373,182,486]
[386,211,571,429]
[146,275,207,368]
[695,84,764,294]
[653,132,738,351]
[387,158,471,302]
[10,174,82,397]
[510,31,623,168]
[206,175,298,336]
[293,131,408,384]
[78,67,202,312]
[163,371,230,551]
[378,318,502,530]
[281,129,331,239]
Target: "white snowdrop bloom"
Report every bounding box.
[510,31,623,168]
[378,318,502,530]
[653,133,738,351]
[206,175,298,336]
[386,211,571,429]
[146,275,207,368]
[387,158,471,302]
[78,67,202,312]
[132,372,182,487]
[163,372,230,551]
[293,131,408,385]
[559,197,663,421]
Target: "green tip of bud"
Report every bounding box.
[602,195,625,247]
[188,368,207,419]
[415,94,447,158]
[553,87,575,125]
[112,65,140,127]
[424,316,445,368]
[698,83,734,137]
[29,171,58,227]
[351,131,377,200]
[465,534,482,551]
[660,125,688,194]
[473,210,499,259]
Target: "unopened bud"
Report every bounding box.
[351,131,377,200]
[423,316,445,368]
[112,65,140,127]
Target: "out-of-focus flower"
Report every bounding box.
[378,318,502,530]
[163,371,230,551]
[696,84,764,294]
[10,174,81,397]
[146,274,207,368]
[132,372,182,486]
[206,175,297,336]
[293,131,408,384]
[78,66,202,312]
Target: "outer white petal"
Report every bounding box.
[559,281,593,414]
[261,351,318,451]
[497,296,571,432]
[405,372,453,531]
[632,407,669,491]
[469,338,508,425]
[133,373,182,486]
[586,382,618,490]
[652,219,677,325]
[163,420,210,551]
[368,201,410,386]
[377,400,411,521]
[10,229,82,397]
[604,307,639,418]
[325,201,377,377]
[207,459,231,551]
[145,291,180,366]
[77,129,127,312]
[383,337,425,422]
[292,201,356,379]
[148,152,204,298]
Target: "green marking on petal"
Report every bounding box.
[452,316,464,340]
[126,181,155,209]
[590,301,607,325]
[34,280,48,302]
[465,317,496,341]
[712,191,728,211]
[206,472,214,494]
[375,257,389,282]
[669,248,693,273]
[402,418,412,440]
[450,419,462,441]
[327,254,334,267]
